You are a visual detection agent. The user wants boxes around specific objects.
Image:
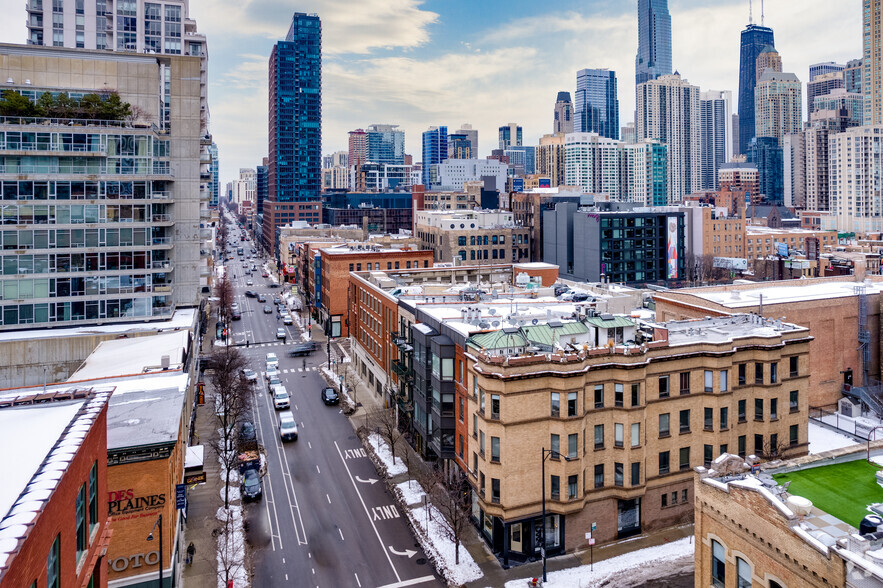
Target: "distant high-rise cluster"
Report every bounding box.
[635,0,672,85]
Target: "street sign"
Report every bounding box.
[589,538,596,545]
[184,472,207,485]
[591,522,597,532]
[175,484,186,510]
[585,532,591,540]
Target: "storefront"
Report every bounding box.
[471,492,566,567]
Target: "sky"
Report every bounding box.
[0,0,863,187]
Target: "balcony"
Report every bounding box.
[152,237,172,246]
[391,359,413,381]
[151,260,173,270]
[27,0,43,12]
[150,191,172,200]
[152,213,173,223]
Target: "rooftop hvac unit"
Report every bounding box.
[839,396,861,418]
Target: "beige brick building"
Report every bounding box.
[414,209,530,265]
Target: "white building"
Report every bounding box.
[430,158,508,192]
[830,125,883,233]
[699,90,733,190]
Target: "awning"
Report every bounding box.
[185,445,204,472]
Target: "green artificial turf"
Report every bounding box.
[773,460,883,528]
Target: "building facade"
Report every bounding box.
[414,210,530,265]
[430,158,508,193]
[699,90,733,190]
[574,68,619,139]
[422,126,448,187]
[498,123,522,150]
[536,133,567,188]
[830,126,883,233]
[737,24,776,155]
[754,70,802,144]
[747,137,784,204]
[635,0,672,85]
[366,124,405,166]
[553,91,574,135]
[807,71,844,116]
[865,0,883,125]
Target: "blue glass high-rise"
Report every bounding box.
[575,68,619,139]
[366,125,405,165]
[737,24,775,155]
[209,142,219,208]
[422,127,448,187]
[747,137,783,204]
[635,0,672,85]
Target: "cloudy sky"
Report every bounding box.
[0,0,862,187]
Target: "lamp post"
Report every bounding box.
[147,513,163,587]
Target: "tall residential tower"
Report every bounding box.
[553,92,574,134]
[635,0,672,85]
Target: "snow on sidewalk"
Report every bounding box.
[366,433,407,476]
[215,505,248,588]
[504,536,695,588]
[808,421,859,454]
[410,503,482,586]
[395,480,426,506]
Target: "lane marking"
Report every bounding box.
[316,465,321,474]
[375,577,437,588]
[326,494,331,504]
[355,573,362,587]
[308,441,312,449]
[339,528,345,541]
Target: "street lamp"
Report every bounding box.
[146,513,163,587]
[540,447,572,583]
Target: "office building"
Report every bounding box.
[844,58,862,94]
[754,71,802,143]
[448,133,473,159]
[737,23,775,154]
[636,73,701,203]
[422,126,448,186]
[755,46,782,80]
[452,124,478,159]
[351,163,415,192]
[498,123,522,149]
[256,161,268,214]
[747,137,784,204]
[635,0,672,85]
[699,90,733,190]
[366,124,405,166]
[553,91,574,134]
[574,68,619,139]
[812,89,865,131]
[536,133,567,187]
[0,44,204,330]
[809,61,845,80]
[865,0,883,124]
[830,126,883,233]
[807,71,844,116]
[504,146,536,175]
[265,13,322,254]
[413,210,530,265]
[209,142,219,208]
[429,158,508,192]
[348,128,368,169]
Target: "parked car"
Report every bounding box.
[321,387,340,406]
[265,353,279,369]
[241,368,258,382]
[273,386,290,410]
[232,309,242,320]
[265,366,279,382]
[279,411,298,441]
[267,375,281,388]
[238,421,256,445]
[288,342,316,357]
[241,468,263,502]
[276,328,287,340]
[231,302,239,311]
[273,296,281,305]
[282,314,293,325]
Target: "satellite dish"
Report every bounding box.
[492,320,500,327]
[479,321,490,329]
[489,308,497,315]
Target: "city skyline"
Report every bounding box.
[0,0,856,187]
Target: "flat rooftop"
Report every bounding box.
[683,280,883,309]
[662,315,805,346]
[106,387,184,450]
[70,330,190,381]
[0,308,196,343]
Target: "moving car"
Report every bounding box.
[263,305,273,314]
[273,386,290,410]
[246,279,253,286]
[321,387,340,406]
[241,368,258,383]
[276,328,287,340]
[265,366,279,382]
[244,290,257,298]
[241,468,263,502]
[269,283,280,289]
[288,342,316,357]
[257,294,267,303]
[261,272,269,278]
[265,353,279,369]
[232,309,242,320]
[282,314,293,325]
[279,411,298,441]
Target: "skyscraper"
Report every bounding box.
[452,124,478,158]
[422,126,448,186]
[747,137,784,204]
[755,47,782,81]
[637,73,701,203]
[553,92,574,134]
[574,68,619,139]
[864,0,883,125]
[448,134,473,159]
[266,13,322,252]
[737,23,775,155]
[809,61,845,81]
[210,143,220,208]
[754,70,802,143]
[699,90,733,190]
[807,72,844,116]
[498,123,522,149]
[830,126,883,232]
[348,129,368,169]
[365,124,405,165]
[845,58,863,94]
[635,0,672,85]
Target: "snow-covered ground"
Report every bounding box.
[504,536,695,588]
[808,421,860,454]
[411,504,482,586]
[395,480,426,506]
[216,506,248,588]
[366,433,407,476]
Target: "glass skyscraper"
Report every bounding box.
[422,126,448,186]
[209,142,219,208]
[747,137,784,204]
[575,68,620,139]
[737,24,775,155]
[366,124,405,165]
[635,0,672,85]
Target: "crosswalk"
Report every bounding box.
[235,341,306,348]
[262,368,318,375]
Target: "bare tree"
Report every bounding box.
[216,505,247,587]
[421,467,472,565]
[762,437,791,460]
[207,347,251,508]
[216,276,234,327]
[370,407,403,466]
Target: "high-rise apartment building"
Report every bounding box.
[209,142,219,208]
[755,47,782,81]
[498,123,522,149]
[348,128,368,169]
[809,61,845,80]
[804,127,830,211]
[637,74,701,203]
[574,68,619,139]
[635,0,672,85]
[256,160,268,213]
[265,13,322,254]
[754,71,802,143]
[845,58,863,94]
[447,134,473,159]
[366,124,405,165]
[536,133,567,187]
[812,89,865,131]
[737,24,775,154]
[0,44,203,330]
[806,71,844,116]
[452,124,478,159]
[830,126,883,233]
[782,132,806,208]
[747,137,784,204]
[699,90,733,190]
[422,126,448,186]
[864,0,883,125]
[621,122,637,144]
[553,91,574,134]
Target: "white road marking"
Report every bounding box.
[375,577,437,588]
[354,573,362,587]
[339,528,345,541]
[308,441,312,449]
[316,465,321,474]
[326,494,331,504]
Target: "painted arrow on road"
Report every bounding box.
[388,545,418,558]
[355,476,379,485]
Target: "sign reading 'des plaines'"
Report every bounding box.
[108,489,166,516]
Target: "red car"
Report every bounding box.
[261,272,269,278]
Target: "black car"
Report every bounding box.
[244,290,257,298]
[288,342,316,357]
[241,468,263,502]
[257,294,267,303]
[268,283,280,288]
[232,309,242,320]
[238,421,256,445]
[321,387,340,405]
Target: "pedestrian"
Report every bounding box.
[302,358,306,371]
[186,542,195,565]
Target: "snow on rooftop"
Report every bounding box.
[0,308,195,343]
[411,298,586,337]
[809,422,859,454]
[70,330,190,381]
[107,387,184,449]
[686,280,883,309]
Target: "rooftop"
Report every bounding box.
[0,308,195,343]
[107,387,184,450]
[661,314,806,346]
[69,330,190,381]
[679,279,883,309]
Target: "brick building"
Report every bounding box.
[744,226,839,268]
[261,200,323,257]
[718,161,761,203]
[414,210,530,265]
[0,387,112,588]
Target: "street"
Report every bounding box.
[221,238,442,588]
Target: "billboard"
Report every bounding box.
[538,178,551,188]
[512,178,524,192]
[713,257,748,271]
[666,216,679,279]
[775,242,789,257]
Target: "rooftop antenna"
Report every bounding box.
[760,0,764,26]
[748,0,753,25]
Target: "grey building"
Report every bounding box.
[635,0,672,85]
[575,68,619,139]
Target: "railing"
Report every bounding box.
[27,0,43,11]
[151,260,172,269]
[0,115,147,129]
[0,142,105,153]
[152,237,172,245]
[150,191,172,200]
[0,163,173,177]
[152,214,173,222]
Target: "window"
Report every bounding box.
[672,491,678,504]
[679,447,690,470]
[550,434,560,458]
[473,452,478,473]
[479,431,485,456]
[480,472,485,495]
[490,394,500,420]
[679,372,691,395]
[720,407,728,430]
[770,433,779,456]
[682,488,688,503]
[754,398,764,421]
[631,423,640,447]
[704,407,713,431]
[738,363,746,385]
[770,362,778,384]
[458,236,466,246]
[614,423,624,448]
[615,383,624,407]
[568,474,578,500]
[614,462,624,487]
[594,464,604,487]
[480,389,485,413]
[491,437,500,463]
[790,424,798,446]
[659,413,670,437]
[704,370,713,392]
[738,435,746,458]
[704,444,713,467]
[491,478,500,503]
[790,356,799,377]
[594,424,604,449]
[658,375,669,398]
[631,462,640,486]
[661,493,668,507]
[76,483,87,560]
[550,475,560,500]
[594,385,604,408]
[770,398,778,420]
[711,540,726,587]
[755,362,763,384]
[659,451,670,475]
[89,462,98,534]
[737,557,752,588]
[568,391,578,416]
[790,390,799,413]
[631,383,640,406]
[550,392,560,417]
[568,434,578,459]
[754,434,764,455]
[679,409,690,433]
[738,399,746,422]
[720,370,728,392]
[47,535,60,588]
[459,397,464,422]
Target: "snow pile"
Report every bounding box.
[410,504,482,586]
[366,433,407,477]
[504,536,695,588]
[809,422,859,454]
[215,506,248,588]
[320,367,354,406]
[395,480,426,506]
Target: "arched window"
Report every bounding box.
[737,557,751,588]
[769,581,784,588]
[711,540,726,588]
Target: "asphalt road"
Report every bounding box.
[221,238,442,588]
